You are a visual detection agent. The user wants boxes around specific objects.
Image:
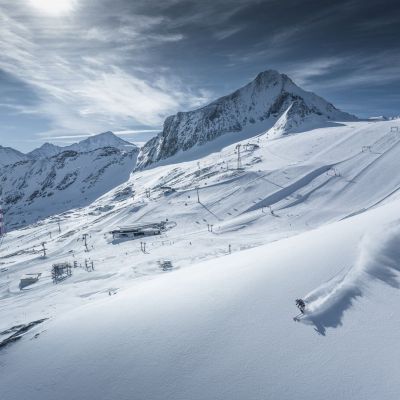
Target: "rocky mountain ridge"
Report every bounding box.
[136,70,355,168]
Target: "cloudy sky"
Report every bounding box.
[1,0,399,151]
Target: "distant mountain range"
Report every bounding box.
[0,70,363,172]
[0,131,136,166]
[0,132,138,228]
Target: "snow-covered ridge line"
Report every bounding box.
[0,132,140,228]
[0,145,27,167]
[0,131,137,167]
[0,146,139,229]
[136,69,356,168]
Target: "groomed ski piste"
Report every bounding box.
[1,118,400,399]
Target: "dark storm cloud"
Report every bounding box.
[0,0,399,151]
[76,0,400,102]
[120,0,400,111]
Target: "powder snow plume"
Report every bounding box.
[302,222,400,334]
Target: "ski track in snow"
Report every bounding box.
[302,223,400,335]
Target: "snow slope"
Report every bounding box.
[1,118,400,399]
[1,201,400,400]
[0,146,27,166]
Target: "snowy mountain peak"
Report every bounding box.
[27,142,62,160]
[137,70,355,168]
[24,132,137,161]
[67,131,137,153]
[0,145,27,166]
[254,69,289,86]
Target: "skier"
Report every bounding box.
[295,298,306,314]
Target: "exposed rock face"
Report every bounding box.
[0,146,139,229]
[137,70,355,168]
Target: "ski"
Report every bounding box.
[293,313,303,322]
